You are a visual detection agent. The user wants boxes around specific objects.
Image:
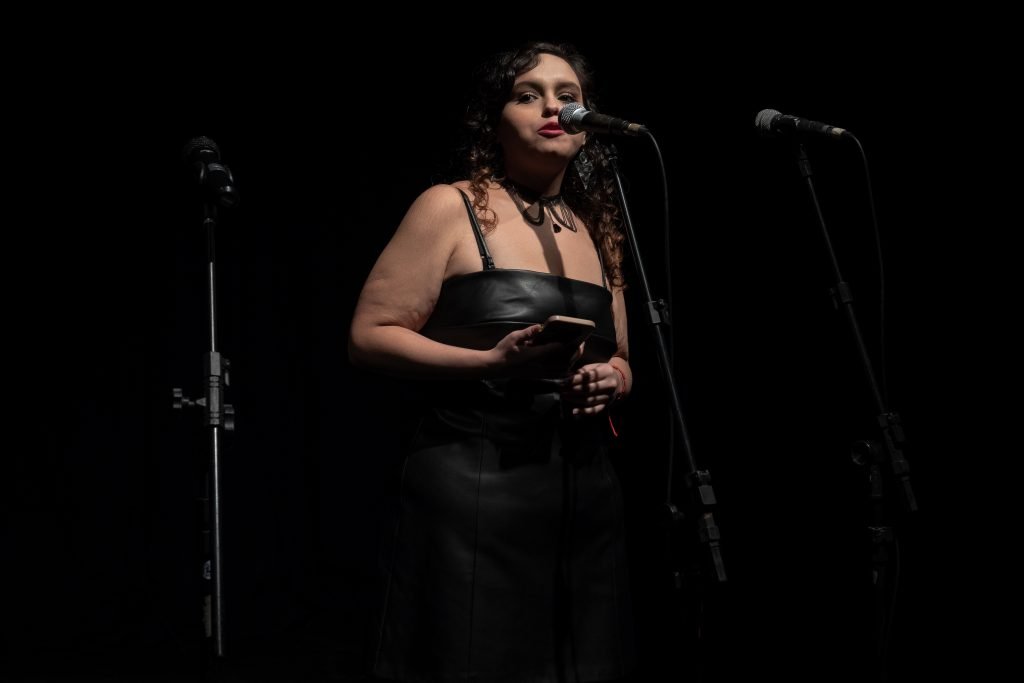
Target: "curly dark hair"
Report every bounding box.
[457,41,626,288]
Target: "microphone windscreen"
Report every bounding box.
[559,103,587,133]
[754,109,781,133]
[183,136,221,162]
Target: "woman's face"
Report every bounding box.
[497,53,587,173]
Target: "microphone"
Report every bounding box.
[183,136,239,208]
[755,109,849,139]
[559,102,649,136]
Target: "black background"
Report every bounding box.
[10,23,997,682]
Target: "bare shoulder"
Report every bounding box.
[382,184,466,251]
[399,183,468,230]
[446,179,505,215]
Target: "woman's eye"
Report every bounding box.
[559,93,579,102]
[516,93,538,103]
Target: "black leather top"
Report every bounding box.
[419,268,617,365]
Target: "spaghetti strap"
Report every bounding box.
[457,189,495,271]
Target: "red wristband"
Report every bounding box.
[610,364,628,400]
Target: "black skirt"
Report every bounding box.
[369,384,635,683]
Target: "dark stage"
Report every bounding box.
[9,26,994,682]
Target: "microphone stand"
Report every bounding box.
[794,142,916,682]
[173,142,238,678]
[605,140,726,680]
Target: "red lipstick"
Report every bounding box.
[538,122,564,137]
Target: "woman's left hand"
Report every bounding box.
[560,362,625,416]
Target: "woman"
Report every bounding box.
[350,41,635,682]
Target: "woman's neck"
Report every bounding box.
[502,168,567,198]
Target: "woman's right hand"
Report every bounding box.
[489,325,581,379]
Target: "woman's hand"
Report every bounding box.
[560,362,627,416]
[489,325,581,378]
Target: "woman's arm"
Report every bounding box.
[608,284,632,396]
[348,185,554,379]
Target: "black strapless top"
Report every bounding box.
[419,269,616,365]
[417,190,617,366]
